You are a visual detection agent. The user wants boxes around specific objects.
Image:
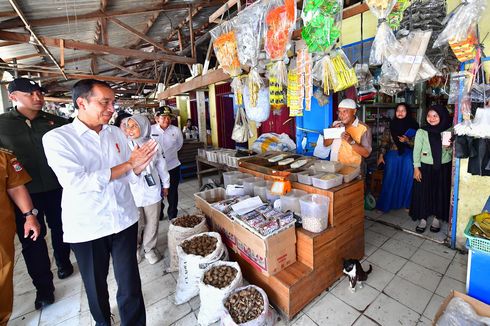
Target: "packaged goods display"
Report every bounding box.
[210,23,241,77]
[287,68,303,116]
[330,49,358,92]
[297,46,314,111]
[301,0,342,53]
[387,0,410,30]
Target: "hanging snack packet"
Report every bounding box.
[387,0,411,30]
[330,48,358,92]
[210,22,241,77]
[367,0,398,66]
[288,67,303,117]
[296,46,313,111]
[301,0,343,53]
[433,0,487,49]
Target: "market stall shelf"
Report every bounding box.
[196,155,236,188]
[195,168,365,319]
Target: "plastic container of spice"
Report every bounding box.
[311,173,343,190]
[280,189,307,214]
[299,194,330,233]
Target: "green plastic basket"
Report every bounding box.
[464,218,490,253]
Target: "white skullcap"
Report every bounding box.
[338,99,357,109]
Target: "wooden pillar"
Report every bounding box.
[208,84,219,148]
[196,90,207,146]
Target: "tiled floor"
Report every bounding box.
[365,209,449,243]
[8,177,468,326]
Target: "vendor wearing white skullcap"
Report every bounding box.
[323,99,372,166]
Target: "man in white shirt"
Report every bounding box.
[150,106,183,220]
[43,79,157,326]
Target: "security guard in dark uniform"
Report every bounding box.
[0,78,73,310]
[0,147,40,324]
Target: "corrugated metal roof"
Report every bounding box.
[0,0,229,95]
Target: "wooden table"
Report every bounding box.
[196,156,236,188]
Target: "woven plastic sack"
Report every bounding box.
[197,261,243,325]
[174,232,228,305]
[167,215,208,272]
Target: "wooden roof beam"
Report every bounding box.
[158,68,228,99]
[0,1,226,29]
[4,52,45,62]
[0,30,196,64]
[40,71,158,84]
[164,4,203,44]
[99,57,145,78]
[108,17,174,54]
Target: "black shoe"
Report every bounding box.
[57,264,74,279]
[35,293,54,310]
[430,225,441,233]
[415,225,426,234]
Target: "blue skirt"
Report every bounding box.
[376,149,414,212]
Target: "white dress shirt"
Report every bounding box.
[128,141,170,207]
[43,118,140,243]
[150,124,183,170]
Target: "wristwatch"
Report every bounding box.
[350,140,356,145]
[22,208,38,218]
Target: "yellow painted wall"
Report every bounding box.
[175,96,189,129]
[208,84,219,147]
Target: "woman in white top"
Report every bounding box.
[126,115,170,264]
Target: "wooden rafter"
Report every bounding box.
[40,72,158,84]
[0,1,226,29]
[0,31,196,64]
[99,57,145,78]
[108,17,174,54]
[4,53,45,62]
[158,68,228,99]
[164,4,203,45]
[188,6,196,59]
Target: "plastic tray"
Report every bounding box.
[338,165,361,183]
[464,218,490,253]
[297,170,320,185]
[311,173,343,190]
[313,160,343,173]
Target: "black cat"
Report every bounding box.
[343,259,372,292]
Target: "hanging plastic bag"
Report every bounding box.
[387,0,411,30]
[301,0,343,53]
[296,46,314,111]
[166,215,208,273]
[433,0,487,49]
[232,107,252,143]
[355,63,376,96]
[243,84,270,125]
[210,22,242,77]
[231,76,245,107]
[330,48,358,92]
[233,1,267,68]
[264,0,296,61]
[221,285,275,326]
[288,67,303,116]
[367,0,398,65]
[174,232,228,305]
[197,261,243,325]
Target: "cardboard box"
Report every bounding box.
[234,223,296,277]
[194,188,236,249]
[433,291,490,325]
[194,187,297,276]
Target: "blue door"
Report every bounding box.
[295,86,333,156]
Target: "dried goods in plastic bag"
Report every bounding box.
[210,23,241,77]
[301,0,343,53]
[247,69,264,108]
[233,1,267,68]
[367,0,398,65]
[330,48,358,92]
[433,0,487,49]
[387,0,411,30]
[265,0,296,61]
[355,64,376,95]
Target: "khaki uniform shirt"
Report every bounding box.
[0,108,67,193]
[0,148,32,232]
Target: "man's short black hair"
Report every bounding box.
[72,79,112,109]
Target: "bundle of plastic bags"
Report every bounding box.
[251,133,296,153]
[301,0,343,53]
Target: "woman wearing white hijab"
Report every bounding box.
[126,115,170,264]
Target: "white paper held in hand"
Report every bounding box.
[323,127,345,139]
